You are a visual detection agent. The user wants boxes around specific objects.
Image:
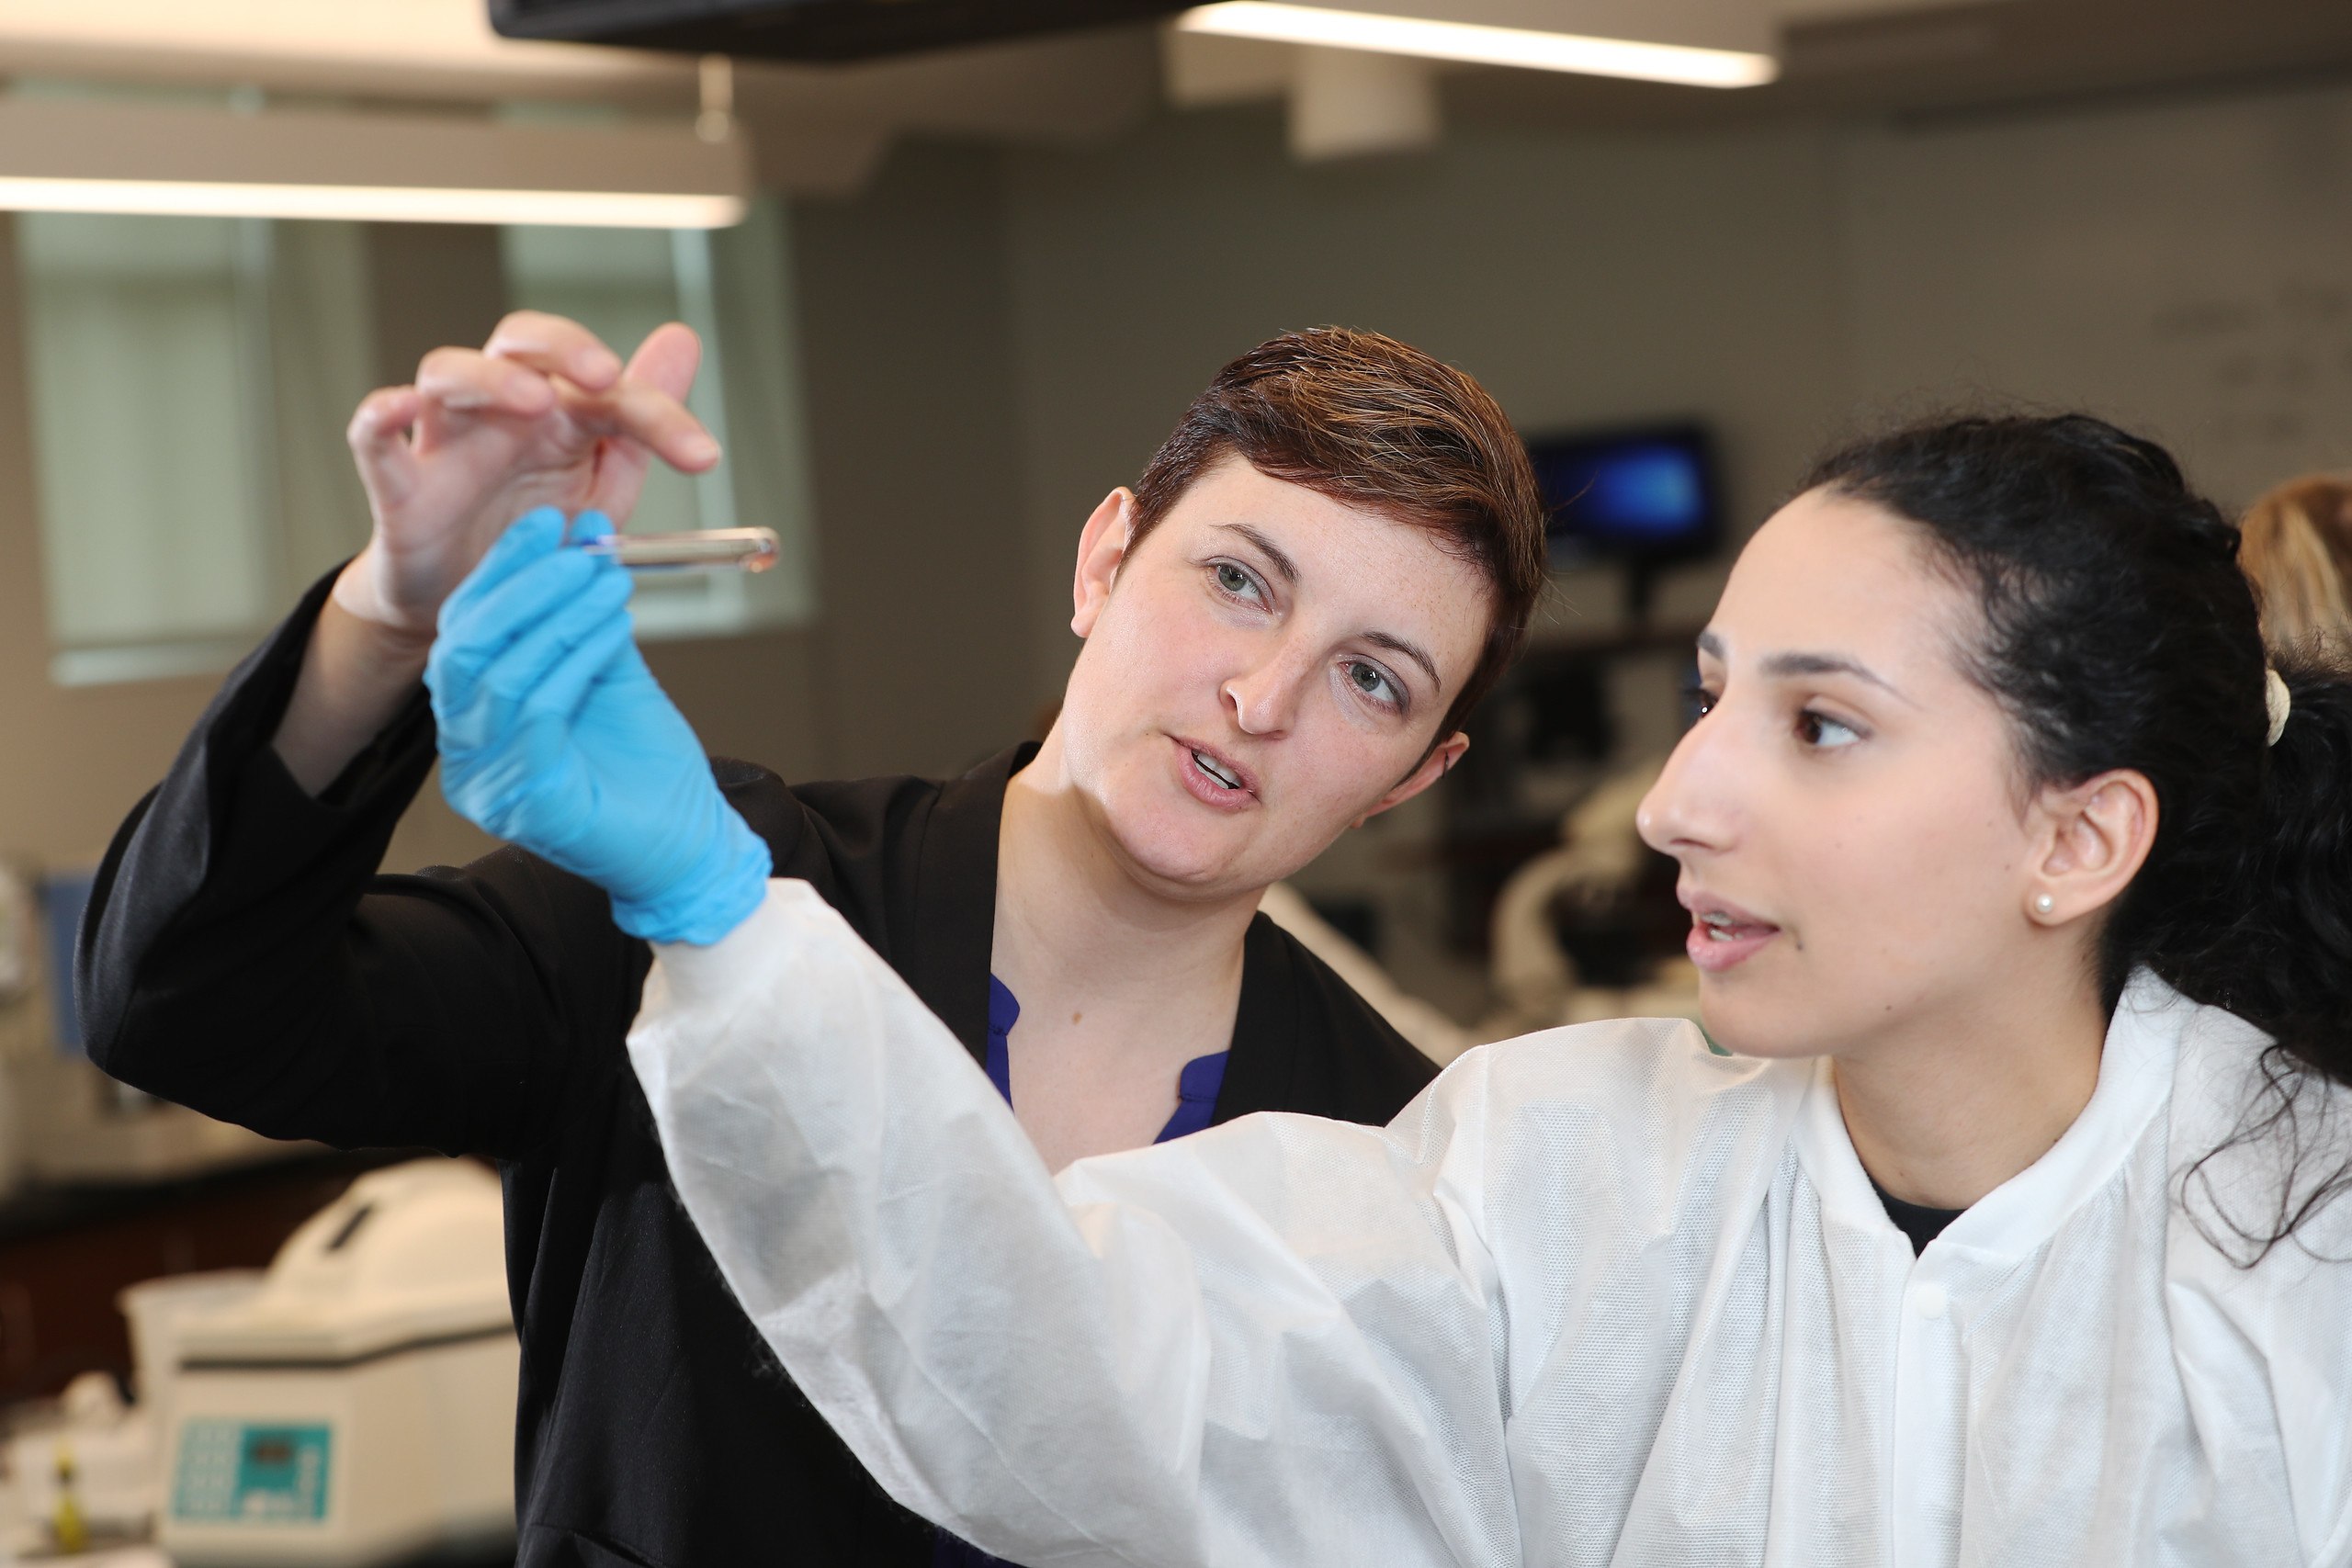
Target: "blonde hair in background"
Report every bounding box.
[2240,473,2352,655]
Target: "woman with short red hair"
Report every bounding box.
[81,319,1548,1567]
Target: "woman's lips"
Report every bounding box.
[1680,892,1781,974]
[1171,736,1257,813]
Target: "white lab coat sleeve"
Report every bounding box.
[627,880,1517,1568]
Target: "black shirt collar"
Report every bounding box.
[1871,1174,1965,1255]
[904,742,1035,1065]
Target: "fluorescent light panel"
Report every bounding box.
[1178,2,1780,87]
[0,176,745,228]
[0,93,750,229]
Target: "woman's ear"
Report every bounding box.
[1071,489,1136,638]
[2023,768,2159,926]
[1356,732,1472,828]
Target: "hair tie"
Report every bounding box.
[2264,667,2292,747]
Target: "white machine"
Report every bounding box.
[155,1159,518,1567]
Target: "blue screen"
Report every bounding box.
[1528,426,1718,561]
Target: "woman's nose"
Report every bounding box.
[1221,642,1314,737]
[1636,715,1735,857]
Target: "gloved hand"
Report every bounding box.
[428,507,772,945]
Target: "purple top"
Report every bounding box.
[936,975,1229,1568]
[980,974,1228,1144]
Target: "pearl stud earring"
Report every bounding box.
[2033,894,2056,916]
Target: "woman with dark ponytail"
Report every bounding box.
[490,412,2352,1564]
[1803,416,2352,1266]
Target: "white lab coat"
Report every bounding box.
[627,882,2352,1568]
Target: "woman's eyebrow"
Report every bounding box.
[1217,523,1300,584]
[1363,630,1442,694]
[1759,650,1908,701]
[1769,649,1909,705]
[1695,630,1913,704]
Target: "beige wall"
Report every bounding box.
[789,143,1044,781]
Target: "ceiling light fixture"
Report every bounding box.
[0,93,750,228]
[0,177,742,229]
[1177,2,1780,88]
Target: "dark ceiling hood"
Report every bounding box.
[488,0,1199,62]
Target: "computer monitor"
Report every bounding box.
[1528,423,1720,566]
[1524,422,1722,622]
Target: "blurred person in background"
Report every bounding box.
[77,317,1547,1567]
[2239,471,2352,654]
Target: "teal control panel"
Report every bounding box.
[172,1421,333,1523]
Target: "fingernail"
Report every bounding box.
[686,434,721,464]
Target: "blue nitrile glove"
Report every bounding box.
[427,507,772,945]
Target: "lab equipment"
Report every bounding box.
[49,1446,87,1554]
[432,511,772,944]
[155,1160,516,1568]
[1478,761,1702,1042]
[578,526,781,573]
[3,1371,153,1554]
[119,1271,265,1423]
[630,882,2352,1567]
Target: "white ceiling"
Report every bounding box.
[0,0,2339,190]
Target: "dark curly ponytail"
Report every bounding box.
[1804,413,2352,1258]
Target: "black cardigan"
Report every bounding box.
[80,572,1441,1568]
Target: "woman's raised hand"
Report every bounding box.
[268,312,723,797]
[338,310,721,645]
